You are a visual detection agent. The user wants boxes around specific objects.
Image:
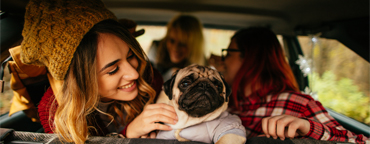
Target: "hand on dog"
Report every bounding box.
[126,103,178,138]
[140,131,157,138]
[261,115,310,140]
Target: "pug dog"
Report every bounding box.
[156,64,246,144]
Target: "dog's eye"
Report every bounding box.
[216,85,222,92]
[181,82,189,87]
[213,80,223,92]
[179,77,193,89]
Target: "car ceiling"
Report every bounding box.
[2,0,369,61]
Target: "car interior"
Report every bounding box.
[1,0,369,143]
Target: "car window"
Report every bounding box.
[136,25,236,58]
[298,36,370,126]
[1,65,12,115]
[136,25,167,53]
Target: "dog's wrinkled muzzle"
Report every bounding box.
[178,80,224,117]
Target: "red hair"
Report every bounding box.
[230,27,299,109]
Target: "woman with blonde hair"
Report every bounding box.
[150,14,205,81]
[16,0,177,143]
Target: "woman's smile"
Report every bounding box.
[118,81,137,92]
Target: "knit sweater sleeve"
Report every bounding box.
[302,99,368,143]
[38,87,57,133]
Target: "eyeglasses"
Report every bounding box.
[221,49,242,61]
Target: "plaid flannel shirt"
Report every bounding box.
[229,92,369,143]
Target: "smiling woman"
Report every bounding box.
[43,20,160,142]
[148,14,206,81]
[2,0,180,143]
[96,33,140,102]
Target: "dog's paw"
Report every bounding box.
[215,133,246,144]
[175,129,190,141]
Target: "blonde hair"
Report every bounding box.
[156,14,205,67]
[52,20,156,144]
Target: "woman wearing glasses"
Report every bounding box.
[219,27,368,142]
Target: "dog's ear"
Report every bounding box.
[163,70,179,100]
[220,72,232,102]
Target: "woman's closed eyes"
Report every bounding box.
[106,50,136,76]
[107,66,119,75]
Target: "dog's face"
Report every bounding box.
[164,64,231,118]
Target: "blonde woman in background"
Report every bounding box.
[148,14,206,81]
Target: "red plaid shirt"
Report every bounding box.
[229,91,369,143]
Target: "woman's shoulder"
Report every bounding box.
[38,87,57,110]
[270,91,315,105]
[38,87,57,133]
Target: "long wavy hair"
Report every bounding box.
[156,14,205,68]
[230,27,299,109]
[52,20,156,144]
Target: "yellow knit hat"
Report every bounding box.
[20,0,117,80]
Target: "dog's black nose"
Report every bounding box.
[198,83,203,87]
[197,82,210,89]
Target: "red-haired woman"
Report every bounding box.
[219,27,368,143]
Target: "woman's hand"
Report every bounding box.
[261,115,310,140]
[126,103,178,138]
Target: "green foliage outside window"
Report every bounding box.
[310,71,370,125]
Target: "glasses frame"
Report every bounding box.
[221,49,242,61]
